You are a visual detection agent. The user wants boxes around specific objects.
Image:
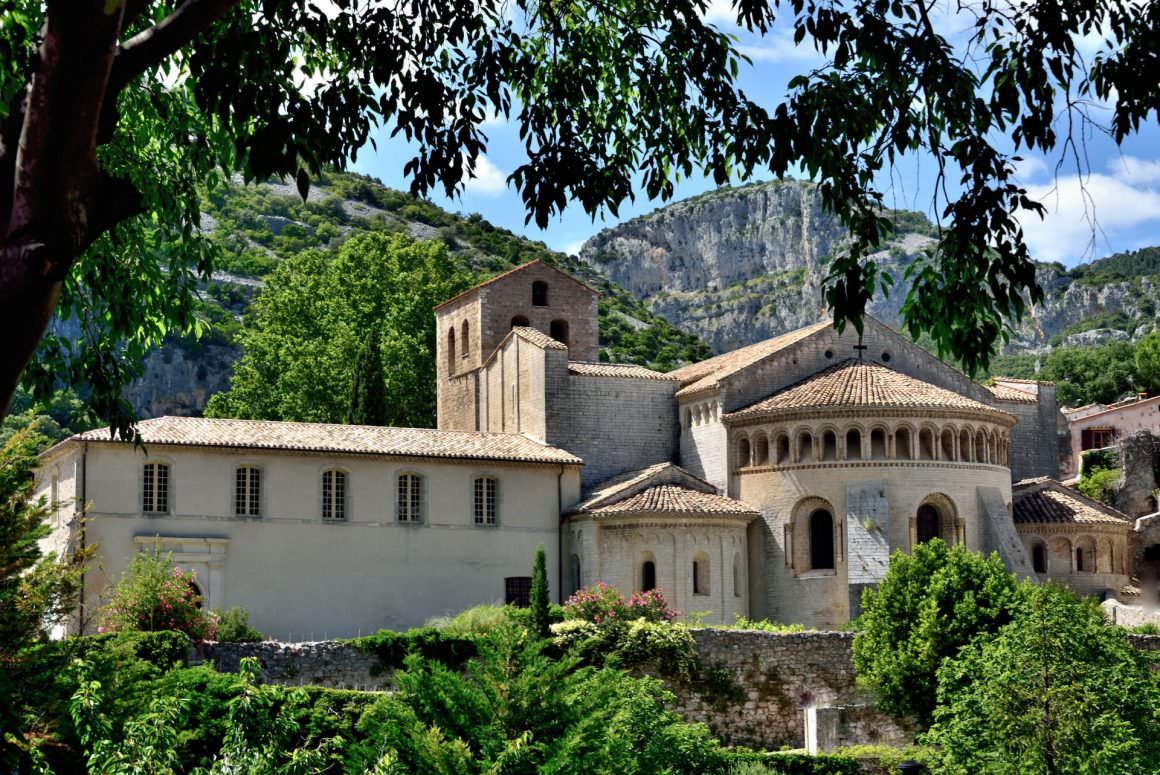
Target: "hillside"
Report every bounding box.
[125,173,712,418]
[579,179,1160,357]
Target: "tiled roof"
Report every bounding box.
[433,259,598,310]
[69,417,582,465]
[569,462,757,519]
[726,360,1011,420]
[985,383,1038,403]
[992,376,1054,385]
[579,484,759,517]
[1012,478,1133,526]
[568,361,675,380]
[511,326,567,350]
[668,320,832,397]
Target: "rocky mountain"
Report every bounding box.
[578,179,1160,357]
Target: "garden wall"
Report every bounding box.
[202,629,911,751]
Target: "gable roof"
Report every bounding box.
[985,382,1038,403]
[509,326,567,351]
[567,361,675,380]
[1012,477,1133,526]
[569,461,757,519]
[725,359,1013,422]
[65,417,582,465]
[433,259,598,311]
[668,320,833,397]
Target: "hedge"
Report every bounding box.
[344,627,480,674]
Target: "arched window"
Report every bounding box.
[1076,546,1086,572]
[775,434,790,465]
[460,320,470,359]
[733,554,743,597]
[916,504,940,544]
[738,436,751,467]
[235,466,261,518]
[397,473,423,522]
[142,462,170,514]
[871,428,888,459]
[753,434,769,465]
[959,428,973,461]
[550,319,570,346]
[896,427,913,460]
[642,560,657,592]
[692,551,710,595]
[1032,543,1047,574]
[321,469,347,521]
[571,554,582,592]
[473,476,498,525]
[919,428,935,460]
[447,327,456,368]
[975,431,986,463]
[532,280,548,306]
[809,509,835,570]
[940,428,956,461]
[797,431,814,463]
[821,430,838,461]
[846,429,863,461]
[511,315,529,329]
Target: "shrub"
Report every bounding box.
[100,549,218,641]
[345,627,479,674]
[616,618,698,679]
[531,544,551,638]
[1078,466,1121,505]
[728,617,806,633]
[564,582,678,625]
[213,607,263,643]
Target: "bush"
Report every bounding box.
[723,750,861,774]
[853,540,1024,729]
[727,617,807,633]
[564,582,678,625]
[1078,466,1121,505]
[345,627,479,674]
[100,549,218,641]
[212,607,263,642]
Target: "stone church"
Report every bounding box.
[38,261,1136,638]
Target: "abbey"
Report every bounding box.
[37,261,1135,638]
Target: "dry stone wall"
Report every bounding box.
[202,629,911,751]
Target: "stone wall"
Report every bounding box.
[203,629,911,752]
[672,629,912,751]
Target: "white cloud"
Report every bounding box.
[1107,155,1160,187]
[737,34,820,63]
[560,239,587,256]
[1019,172,1160,263]
[463,155,508,196]
[700,0,739,26]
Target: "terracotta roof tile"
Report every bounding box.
[579,484,759,517]
[985,383,1038,403]
[70,417,582,465]
[669,320,832,397]
[725,360,1012,420]
[511,326,567,350]
[568,361,675,380]
[1012,478,1132,526]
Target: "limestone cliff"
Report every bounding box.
[580,179,1160,355]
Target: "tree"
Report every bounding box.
[1135,331,1160,396]
[3,0,1158,429]
[0,428,88,767]
[852,539,1024,729]
[927,583,1160,773]
[1040,340,1138,406]
[531,545,551,639]
[205,233,466,427]
[348,327,388,427]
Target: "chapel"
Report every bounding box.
[37,260,1135,638]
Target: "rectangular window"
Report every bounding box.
[474,477,497,525]
[397,474,422,522]
[1090,428,1115,449]
[143,463,169,514]
[505,577,532,607]
[322,470,347,521]
[235,467,261,517]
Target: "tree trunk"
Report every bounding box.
[0,243,65,417]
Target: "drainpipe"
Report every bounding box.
[557,464,565,603]
[78,441,88,634]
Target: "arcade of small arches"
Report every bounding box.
[785,493,963,576]
[683,400,720,428]
[1023,532,1129,576]
[732,420,1011,469]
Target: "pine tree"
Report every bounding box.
[347,328,387,426]
[531,545,551,639]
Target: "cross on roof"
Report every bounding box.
[853,341,869,360]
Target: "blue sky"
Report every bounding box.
[351,2,1160,268]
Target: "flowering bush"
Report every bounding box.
[563,583,678,625]
[100,550,217,641]
[617,619,697,679]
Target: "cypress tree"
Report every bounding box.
[531,544,551,638]
[348,328,388,425]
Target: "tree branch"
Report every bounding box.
[108,0,242,94]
